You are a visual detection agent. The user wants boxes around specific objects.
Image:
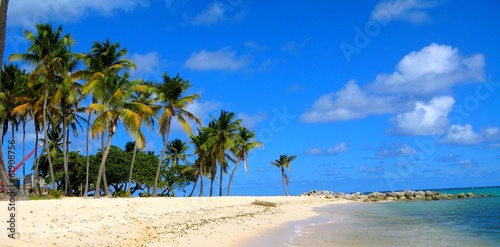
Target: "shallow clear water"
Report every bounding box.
[289,187,500,247]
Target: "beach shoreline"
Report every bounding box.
[0,196,349,246]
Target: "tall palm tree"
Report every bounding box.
[4,64,30,195]
[13,78,44,194]
[270,154,297,196]
[209,110,241,196]
[50,52,81,195]
[0,1,10,194]
[0,63,19,193]
[152,73,200,197]
[77,38,136,197]
[190,127,212,197]
[126,83,159,195]
[9,23,75,191]
[227,126,262,196]
[83,73,153,198]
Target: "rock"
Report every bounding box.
[404,190,415,200]
[414,191,425,200]
[466,192,475,198]
[368,192,386,201]
[457,193,466,198]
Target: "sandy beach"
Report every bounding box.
[0,196,349,246]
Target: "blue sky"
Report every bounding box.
[3,0,500,195]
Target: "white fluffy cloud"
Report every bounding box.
[371,0,444,24]
[300,80,412,122]
[8,0,148,28]
[184,47,250,71]
[439,125,500,145]
[389,96,455,135]
[369,43,485,96]
[301,43,485,125]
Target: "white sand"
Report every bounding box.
[0,196,349,246]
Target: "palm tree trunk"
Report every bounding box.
[188,176,198,197]
[94,132,113,198]
[227,162,239,196]
[219,163,223,196]
[42,86,57,191]
[22,121,26,195]
[100,130,110,196]
[102,160,109,196]
[282,169,289,196]
[0,0,9,81]
[0,117,13,195]
[153,117,171,197]
[209,176,214,197]
[62,105,70,195]
[83,111,90,197]
[198,162,204,197]
[33,129,40,195]
[126,144,137,195]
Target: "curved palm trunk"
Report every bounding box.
[188,176,198,197]
[94,132,113,198]
[100,130,109,196]
[153,117,171,197]
[281,168,289,196]
[227,161,240,196]
[126,144,138,195]
[83,112,91,197]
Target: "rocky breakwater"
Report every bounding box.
[299,190,494,202]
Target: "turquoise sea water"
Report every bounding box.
[288,187,500,247]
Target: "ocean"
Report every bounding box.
[288,187,500,247]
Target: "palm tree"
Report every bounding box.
[50,51,81,195]
[9,23,75,191]
[83,73,153,198]
[165,139,190,167]
[227,126,262,196]
[152,73,200,197]
[126,83,158,195]
[209,110,241,196]
[77,38,136,197]
[4,64,30,195]
[270,154,297,196]
[190,128,212,197]
[0,63,19,193]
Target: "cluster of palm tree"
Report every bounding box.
[190,110,263,196]
[0,23,265,198]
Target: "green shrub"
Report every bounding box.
[28,195,51,200]
[113,190,131,198]
[49,189,63,199]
